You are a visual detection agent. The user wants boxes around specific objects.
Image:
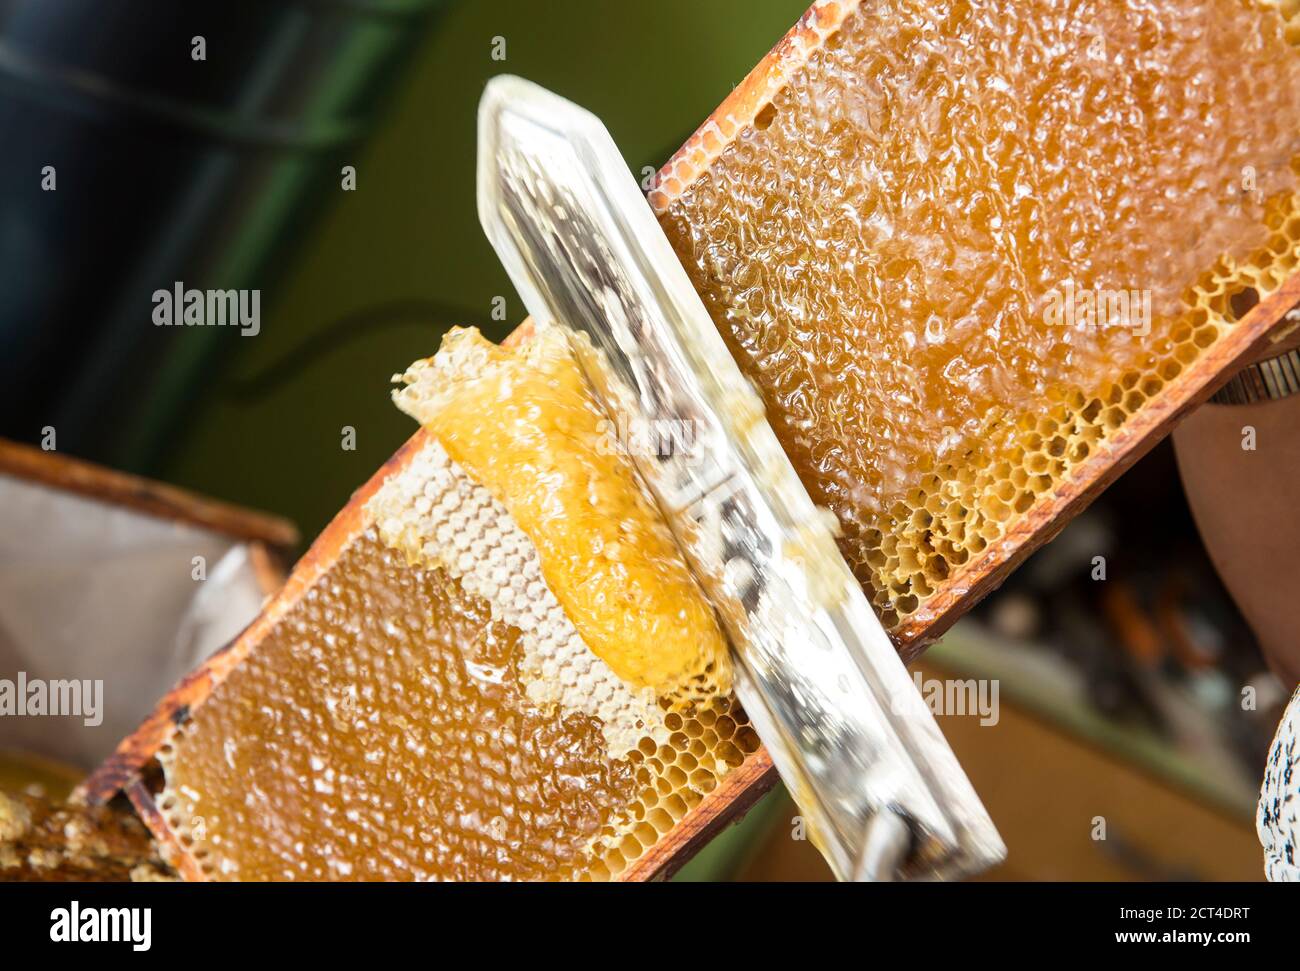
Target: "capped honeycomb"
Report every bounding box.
[368,437,669,759]
[0,789,174,882]
[152,329,758,881]
[658,0,1300,631]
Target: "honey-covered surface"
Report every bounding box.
[151,0,1300,881]
[161,535,631,881]
[660,0,1300,629]
[0,750,81,803]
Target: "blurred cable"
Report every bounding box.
[222,298,488,400]
[0,0,450,470]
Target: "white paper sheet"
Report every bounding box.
[0,473,268,768]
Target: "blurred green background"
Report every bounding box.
[159,0,807,539]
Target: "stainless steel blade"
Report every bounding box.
[475,75,1005,881]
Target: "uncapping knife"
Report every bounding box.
[476,75,1006,882]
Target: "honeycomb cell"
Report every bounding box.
[659,0,1300,628]
[159,532,753,881]
[0,789,173,882]
[367,435,671,758]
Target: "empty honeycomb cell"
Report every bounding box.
[659,0,1300,631]
[368,440,672,758]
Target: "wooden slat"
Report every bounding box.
[0,438,298,554]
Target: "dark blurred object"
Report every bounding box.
[0,0,443,469]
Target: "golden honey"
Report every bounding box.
[0,750,81,802]
[659,0,1300,629]
[161,535,627,880]
[157,534,757,880]
[393,327,731,700]
[0,789,172,882]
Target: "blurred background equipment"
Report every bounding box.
[0,0,447,467]
[0,438,294,780]
[0,0,807,537]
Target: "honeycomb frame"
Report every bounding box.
[651,0,1300,661]
[84,0,1300,880]
[82,422,766,881]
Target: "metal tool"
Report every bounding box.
[476,75,1005,881]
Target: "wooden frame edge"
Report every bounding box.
[648,0,849,213]
[0,437,299,555]
[77,430,432,806]
[893,273,1300,659]
[619,750,780,881]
